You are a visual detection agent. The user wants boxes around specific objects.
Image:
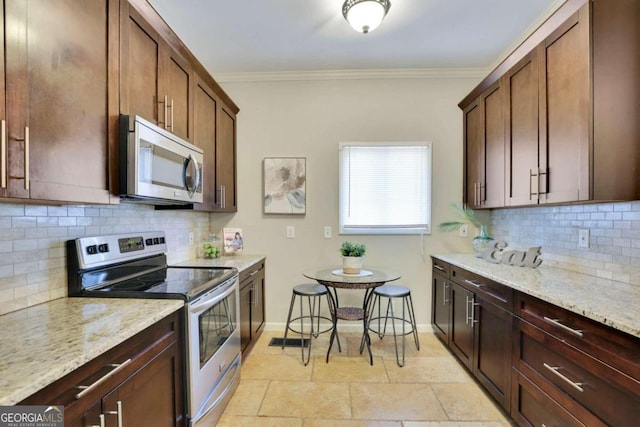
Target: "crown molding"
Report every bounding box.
[214,68,489,83]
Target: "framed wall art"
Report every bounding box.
[263,157,306,214]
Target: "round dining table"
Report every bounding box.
[302,266,401,365]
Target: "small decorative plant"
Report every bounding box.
[438,203,484,232]
[340,241,366,257]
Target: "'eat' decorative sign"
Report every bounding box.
[481,240,543,268]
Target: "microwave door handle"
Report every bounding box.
[184,154,200,198]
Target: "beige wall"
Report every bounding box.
[213,75,481,330]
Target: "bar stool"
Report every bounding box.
[283,283,338,365]
[367,284,419,367]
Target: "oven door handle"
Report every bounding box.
[189,278,237,314]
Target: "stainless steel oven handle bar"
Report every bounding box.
[189,277,237,315]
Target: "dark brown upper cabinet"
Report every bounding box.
[463,80,505,209]
[119,1,193,142]
[1,0,117,204]
[461,0,640,208]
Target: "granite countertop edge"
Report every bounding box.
[431,253,640,339]
[0,298,184,406]
[171,254,265,272]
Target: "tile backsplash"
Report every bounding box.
[491,201,640,285]
[0,202,209,315]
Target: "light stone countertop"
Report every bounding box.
[0,298,183,406]
[432,254,640,339]
[171,254,265,272]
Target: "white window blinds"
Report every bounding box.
[339,142,432,235]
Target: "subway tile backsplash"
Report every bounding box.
[491,201,640,286]
[0,202,209,315]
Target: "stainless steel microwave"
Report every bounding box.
[119,115,203,205]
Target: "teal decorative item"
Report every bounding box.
[472,225,494,258]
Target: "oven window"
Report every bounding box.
[198,291,237,368]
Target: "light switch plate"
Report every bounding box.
[323,226,332,239]
[459,224,468,237]
[286,226,295,239]
[578,228,590,248]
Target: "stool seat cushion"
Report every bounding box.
[374,284,410,298]
[293,283,328,296]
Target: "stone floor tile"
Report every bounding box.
[431,383,508,421]
[304,419,401,427]
[384,356,473,383]
[217,414,302,427]
[241,353,313,381]
[312,355,388,383]
[259,380,352,419]
[222,379,269,416]
[350,383,448,421]
[403,422,510,427]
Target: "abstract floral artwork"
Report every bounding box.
[263,157,306,214]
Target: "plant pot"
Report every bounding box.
[472,225,494,258]
[342,256,363,274]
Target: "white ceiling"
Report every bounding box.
[148,0,560,78]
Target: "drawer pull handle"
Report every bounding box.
[464,279,483,288]
[543,363,584,392]
[105,401,123,427]
[543,317,583,337]
[434,264,444,271]
[443,282,449,305]
[75,359,132,399]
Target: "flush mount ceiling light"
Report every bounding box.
[342,0,391,34]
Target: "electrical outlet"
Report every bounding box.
[578,228,590,248]
[459,224,468,237]
[324,226,332,239]
[286,226,295,239]
[188,231,194,244]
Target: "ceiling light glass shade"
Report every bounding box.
[342,0,391,34]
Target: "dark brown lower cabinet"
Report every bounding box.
[432,259,513,413]
[20,310,184,427]
[239,260,266,356]
[431,257,640,426]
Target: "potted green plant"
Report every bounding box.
[340,241,366,274]
[438,203,493,257]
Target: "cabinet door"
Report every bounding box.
[473,296,512,412]
[192,78,217,211]
[483,81,505,208]
[4,0,112,203]
[463,100,483,209]
[449,282,474,369]
[164,48,192,141]
[239,283,252,353]
[102,343,182,427]
[0,1,5,198]
[120,4,161,129]
[432,272,450,344]
[539,6,590,204]
[505,51,539,207]
[251,267,266,337]
[215,105,237,211]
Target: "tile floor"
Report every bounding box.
[218,329,514,426]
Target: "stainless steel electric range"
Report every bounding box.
[67,231,240,427]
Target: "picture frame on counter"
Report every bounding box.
[263,157,306,215]
[223,227,244,255]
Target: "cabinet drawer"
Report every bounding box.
[450,265,513,311]
[431,258,450,278]
[240,260,264,287]
[517,319,640,427]
[512,369,587,427]
[517,293,640,381]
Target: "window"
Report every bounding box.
[339,142,432,235]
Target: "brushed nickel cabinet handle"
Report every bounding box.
[170,98,174,131]
[104,400,123,427]
[465,295,470,325]
[471,301,480,326]
[1,120,6,188]
[442,282,449,305]
[75,359,132,399]
[529,168,538,200]
[220,185,226,209]
[434,264,444,271]
[464,279,483,288]
[543,363,584,392]
[543,316,583,337]
[87,413,105,427]
[24,127,29,190]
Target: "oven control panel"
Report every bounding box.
[71,231,168,270]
